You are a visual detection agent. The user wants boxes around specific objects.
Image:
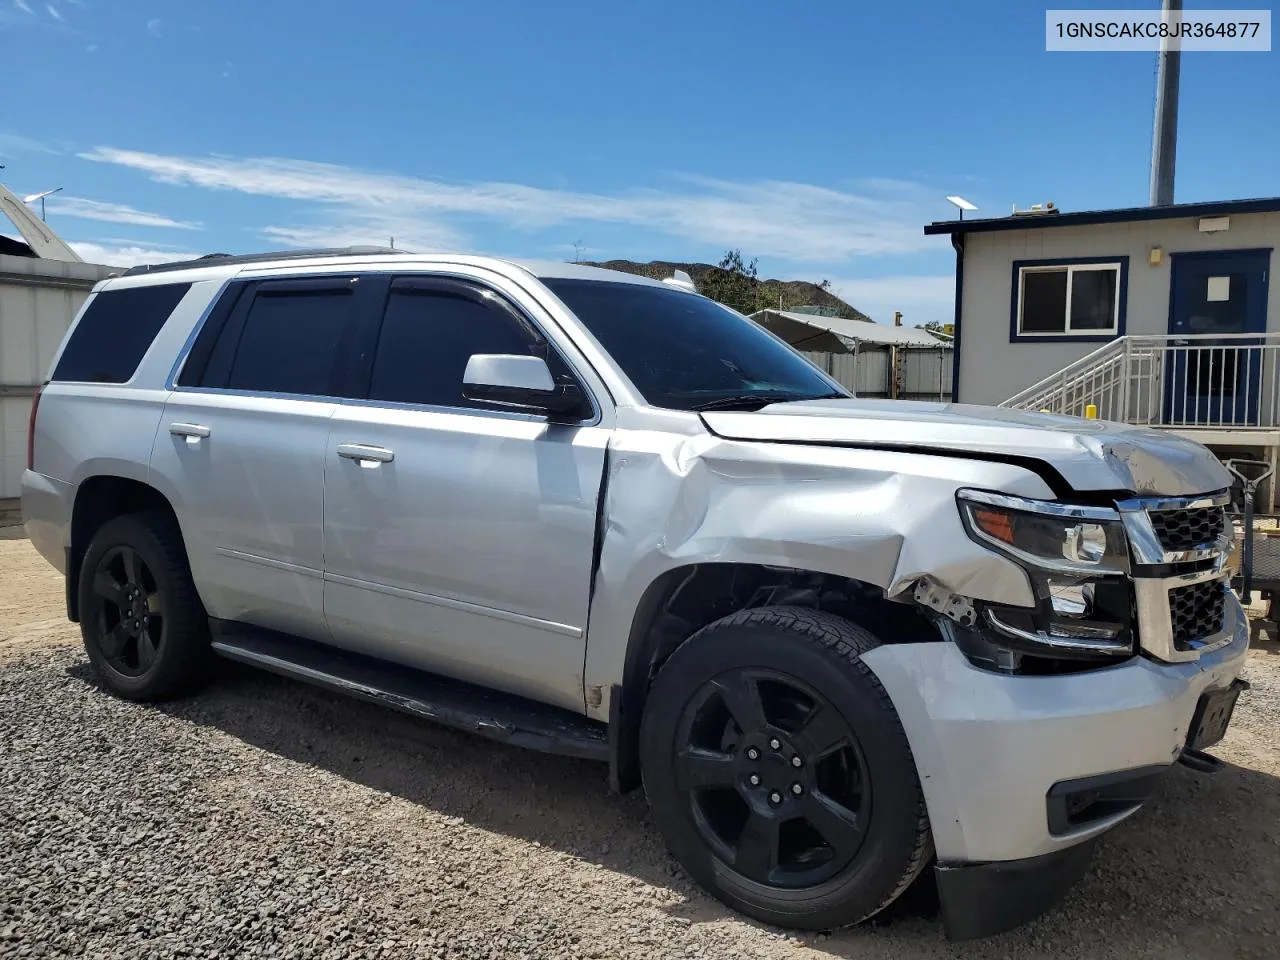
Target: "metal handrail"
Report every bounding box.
[1002,332,1280,430]
[1001,338,1128,409]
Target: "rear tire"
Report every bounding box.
[78,511,210,701]
[639,606,932,931]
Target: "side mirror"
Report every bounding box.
[462,354,585,416]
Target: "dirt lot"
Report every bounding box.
[1,531,1278,960]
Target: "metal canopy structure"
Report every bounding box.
[0,182,81,262]
[750,309,951,353]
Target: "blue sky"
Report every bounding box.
[1,0,1275,326]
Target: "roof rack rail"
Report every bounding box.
[121,246,402,277]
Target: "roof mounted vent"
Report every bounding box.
[662,269,698,293]
[1011,201,1060,218]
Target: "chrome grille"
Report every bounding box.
[1168,579,1227,651]
[1120,491,1233,663]
[1149,506,1226,553]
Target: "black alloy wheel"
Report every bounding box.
[78,511,210,701]
[675,668,871,889]
[89,545,165,677]
[640,606,932,931]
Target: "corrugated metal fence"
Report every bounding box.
[0,255,116,499]
[802,346,953,401]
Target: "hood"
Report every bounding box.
[701,398,1232,497]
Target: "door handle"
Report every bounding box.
[336,443,395,464]
[169,422,211,442]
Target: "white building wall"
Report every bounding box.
[957,211,1280,406]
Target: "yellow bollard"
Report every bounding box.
[1084,403,1098,420]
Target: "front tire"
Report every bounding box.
[639,606,932,931]
[78,511,210,701]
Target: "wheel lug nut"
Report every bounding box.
[769,738,781,751]
[791,756,802,768]
[769,791,782,805]
[791,783,803,796]
[746,747,759,761]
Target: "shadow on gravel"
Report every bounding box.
[1250,635,1280,656]
[63,659,1280,959]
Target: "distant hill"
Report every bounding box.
[584,259,873,323]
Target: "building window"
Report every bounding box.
[1011,257,1128,341]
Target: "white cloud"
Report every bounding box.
[69,241,202,268]
[0,131,55,156]
[260,217,464,253]
[45,3,62,20]
[831,274,955,327]
[80,145,938,264]
[146,17,161,37]
[13,0,34,15]
[47,196,201,230]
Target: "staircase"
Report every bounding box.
[1002,332,1280,506]
[1002,338,1132,420]
[1002,332,1280,429]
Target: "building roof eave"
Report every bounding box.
[923,195,1280,237]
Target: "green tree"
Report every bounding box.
[699,249,771,315]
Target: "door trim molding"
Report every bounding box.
[323,571,584,638]
[214,546,324,579]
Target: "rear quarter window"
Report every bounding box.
[51,282,192,384]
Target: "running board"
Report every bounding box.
[210,626,610,762]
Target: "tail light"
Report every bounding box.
[26,383,44,470]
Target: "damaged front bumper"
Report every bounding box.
[861,590,1249,939]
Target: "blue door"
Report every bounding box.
[1165,250,1270,426]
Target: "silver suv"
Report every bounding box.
[23,249,1249,940]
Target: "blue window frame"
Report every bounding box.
[1010,255,1129,343]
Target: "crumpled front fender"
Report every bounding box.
[582,417,1057,720]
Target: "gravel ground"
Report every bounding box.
[1,534,1279,959]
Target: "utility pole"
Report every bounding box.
[1149,0,1182,206]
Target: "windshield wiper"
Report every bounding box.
[688,391,847,412]
[688,395,777,412]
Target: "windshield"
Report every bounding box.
[542,279,848,411]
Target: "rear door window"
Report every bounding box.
[52,282,191,383]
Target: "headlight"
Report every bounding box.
[955,489,1134,663]
[957,489,1129,576]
